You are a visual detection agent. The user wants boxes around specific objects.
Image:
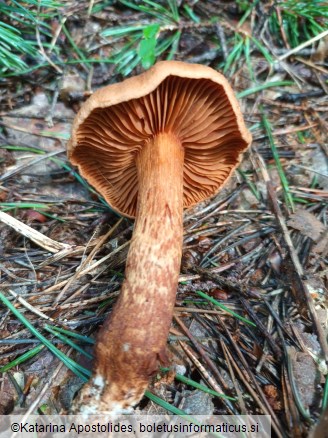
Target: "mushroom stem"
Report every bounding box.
[76,132,185,414]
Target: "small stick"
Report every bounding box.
[256,153,328,362]
[0,211,70,253]
[53,218,123,305]
[178,340,232,403]
[35,0,63,74]
[174,314,228,391]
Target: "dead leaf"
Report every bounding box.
[288,209,325,242]
[290,348,320,411]
[0,376,17,414]
[23,210,48,223]
[312,229,328,256]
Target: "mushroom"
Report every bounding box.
[67,60,252,414]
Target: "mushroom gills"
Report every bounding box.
[72,76,247,218]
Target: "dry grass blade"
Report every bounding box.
[31,240,129,303]
[53,218,123,305]
[277,29,328,62]
[0,211,70,253]
[7,289,54,321]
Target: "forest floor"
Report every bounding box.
[0,2,327,437]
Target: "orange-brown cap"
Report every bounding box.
[67,61,252,218]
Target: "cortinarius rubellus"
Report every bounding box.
[67,61,252,414]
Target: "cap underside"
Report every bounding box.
[70,75,250,218]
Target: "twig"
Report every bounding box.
[215,313,283,438]
[49,16,67,53]
[7,289,54,322]
[178,341,230,406]
[35,0,63,74]
[45,88,59,127]
[174,314,229,392]
[35,29,63,73]
[53,220,125,305]
[256,153,328,362]
[220,340,247,414]
[0,211,70,253]
[88,0,95,16]
[37,241,129,297]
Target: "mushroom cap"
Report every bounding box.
[67,61,252,218]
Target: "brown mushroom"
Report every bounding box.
[67,60,252,414]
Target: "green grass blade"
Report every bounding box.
[251,36,273,64]
[244,36,255,81]
[262,113,294,211]
[44,325,93,360]
[62,23,88,66]
[0,344,44,373]
[165,31,181,60]
[160,367,236,400]
[0,202,49,211]
[195,290,256,327]
[46,326,95,344]
[323,374,328,411]
[223,37,244,74]
[101,25,146,38]
[168,0,180,22]
[183,5,200,23]
[145,391,195,416]
[237,81,294,98]
[237,169,260,200]
[119,0,175,24]
[0,145,45,154]
[145,392,226,438]
[0,292,89,381]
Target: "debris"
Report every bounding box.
[288,209,325,242]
